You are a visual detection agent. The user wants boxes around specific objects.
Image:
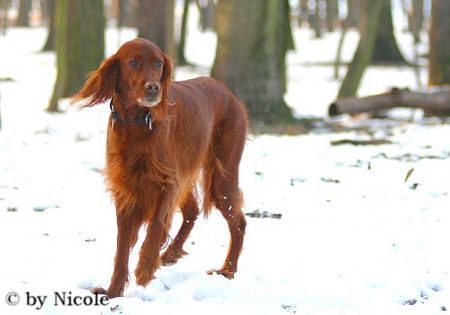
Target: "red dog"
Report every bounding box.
[73,39,248,298]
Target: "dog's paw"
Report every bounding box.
[135,267,157,287]
[161,248,188,266]
[206,269,235,279]
[90,286,121,299]
[91,287,108,295]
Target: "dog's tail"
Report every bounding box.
[202,145,226,218]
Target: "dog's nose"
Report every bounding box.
[145,81,160,93]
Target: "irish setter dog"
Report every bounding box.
[72,38,248,298]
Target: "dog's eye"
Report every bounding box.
[156,60,163,69]
[128,59,139,68]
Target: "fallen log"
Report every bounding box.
[329,87,450,117]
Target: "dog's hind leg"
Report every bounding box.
[206,114,247,279]
[161,191,200,266]
[207,185,246,279]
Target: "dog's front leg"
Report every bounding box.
[135,189,175,287]
[93,209,142,298]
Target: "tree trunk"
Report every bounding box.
[212,0,294,123]
[298,0,308,27]
[112,0,135,28]
[177,0,190,65]
[284,0,295,51]
[309,0,322,38]
[116,0,129,27]
[372,0,407,65]
[325,0,338,32]
[0,0,10,35]
[283,0,295,91]
[429,0,450,86]
[330,87,450,116]
[137,0,174,57]
[334,16,349,79]
[337,0,384,98]
[197,0,215,31]
[41,0,56,51]
[347,0,360,28]
[16,0,31,27]
[410,0,424,43]
[48,0,105,112]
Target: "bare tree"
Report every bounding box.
[410,0,424,44]
[197,0,215,31]
[429,0,450,85]
[346,0,361,28]
[48,0,105,111]
[325,0,338,32]
[372,0,407,65]
[337,0,384,98]
[41,0,56,51]
[212,0,294,122]
[309,0,322,37]
[177,0,190,65]
[0,0,10,35]
[136,0,175,58]
[16,0,31,26]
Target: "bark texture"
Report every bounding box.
[136,0,174,57]
[337,0,384,98]
[429,0,450,85]
[372,0,407,64]
[211,0,294,123]
[48,0,105,111]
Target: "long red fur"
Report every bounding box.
[72,38,248,298]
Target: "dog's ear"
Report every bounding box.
[155,54,174,118]
[161,54,173,89]
[72,55,119,108]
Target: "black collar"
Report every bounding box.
[109,99,153,130]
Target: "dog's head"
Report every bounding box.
[72,38,173,113]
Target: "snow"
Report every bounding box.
[1,9,450,315]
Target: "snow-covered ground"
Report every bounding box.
[1,8,450,315]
